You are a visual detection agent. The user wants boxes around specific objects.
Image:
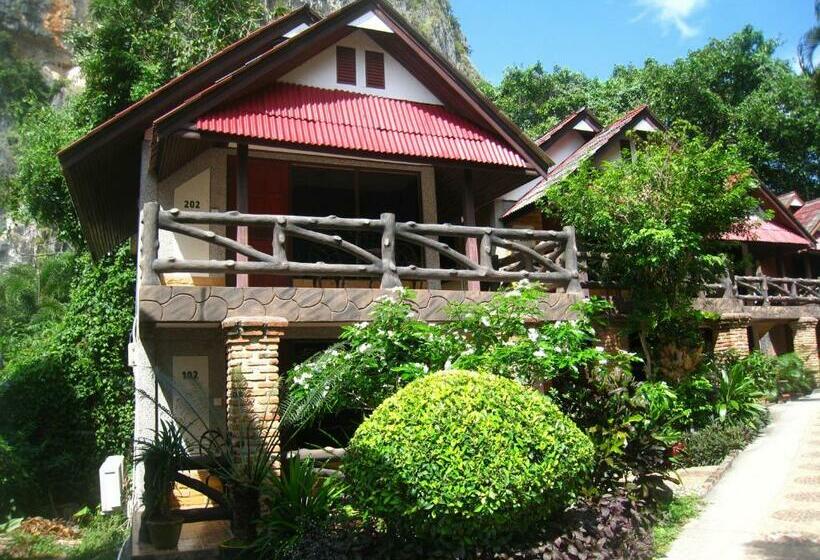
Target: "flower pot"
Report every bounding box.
[228,486,260,542]
[146,516,184,550]
[219,538,252,560]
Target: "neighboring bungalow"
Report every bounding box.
[498,105,819,360]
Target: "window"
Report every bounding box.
[336,46,356,85]
[365,50,385,89]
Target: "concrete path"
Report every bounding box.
[665,390,820,560]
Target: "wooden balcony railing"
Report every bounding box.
[705,275,820,306]
[139,202,582,292]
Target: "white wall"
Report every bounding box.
[543,130,588,166]
[279,30,442,105]
[157,149,227,286]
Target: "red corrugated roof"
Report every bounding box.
[196,82,528,167]
[503,105,649,218]
[722,217,812,246]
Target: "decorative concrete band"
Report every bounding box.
[792,316,819,380]
[140,286,581,324]
[222,316,287,470]
[714,312,752,356]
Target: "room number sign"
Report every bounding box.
[171,355,210,443]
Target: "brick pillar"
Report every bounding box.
[222,316,287,468]
[713,313,751,356]
[792,317,819,383]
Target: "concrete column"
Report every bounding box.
[221,316,287,469]
[791,317,819,382]
[714,313,751,356]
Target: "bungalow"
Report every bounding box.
[58,0,588,537]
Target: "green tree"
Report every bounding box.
[0,252,75,361]
[71,0,271,126]
[488,27,819,199]
[483,64,602,138]
[543,124,760,375]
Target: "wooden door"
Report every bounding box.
[228,157,290,286]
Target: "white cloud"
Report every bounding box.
[633,0,709,39]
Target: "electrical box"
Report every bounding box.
[99,455,125,514]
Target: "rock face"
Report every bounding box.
[0,0,476,268]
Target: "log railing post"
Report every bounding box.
[272,218,287,264]
[562,225,582,294]
[761,275,769,306]
[380,213,401,289]
[479,233,493,271]
[141,201,160,286]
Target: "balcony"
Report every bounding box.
[705,275,820,306]
[137,202,583,324]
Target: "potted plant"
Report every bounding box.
[200,371,283,559]
[136,420,187,550]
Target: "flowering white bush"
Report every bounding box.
[281,283,637,430]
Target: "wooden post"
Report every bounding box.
[141,202,160,285]
[380,213,401,289]
[761,275,769,306]
[236,143,249,288]
[479,233,493,270]
[562,225,582,294]
[462,170,480,292]
[272,218,286,264]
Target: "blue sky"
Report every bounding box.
[449,0,814,83]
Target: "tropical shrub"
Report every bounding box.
[673,374,716,430]
[344,370,595,547]
[255,459,345,557]
[549,370,677,502]
[774,353,814,397]
[712,353,767,427]
[678,422,758,467]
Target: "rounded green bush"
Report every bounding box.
[344,370,594,545]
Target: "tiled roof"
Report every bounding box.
[503,105,649,218]
[196,82,528,167]
[722,217,813,246]
[795,198,820,236]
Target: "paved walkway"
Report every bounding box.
[665,390,820,560]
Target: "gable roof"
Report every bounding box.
[778,190,805,210]
[503,104,654,218]
[58,6,320,257]
[533,107,602,148]
[60,0,552,257]
[196,83,528,167]
[724,185,815,247]
[151,0,551,170]
[795,198,820,236]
